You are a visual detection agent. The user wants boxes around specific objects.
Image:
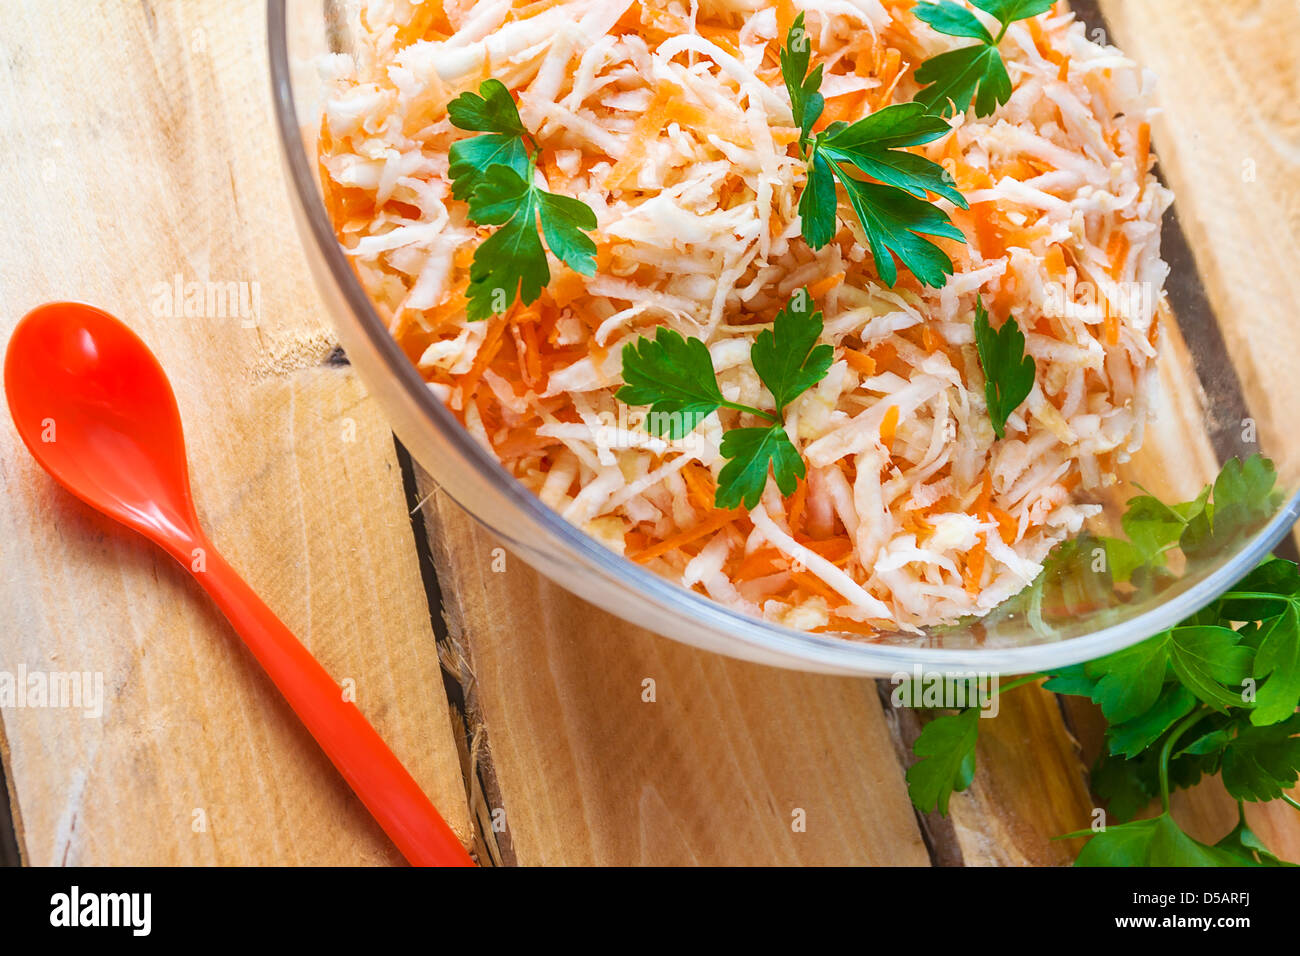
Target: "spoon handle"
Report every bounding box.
[190,543,475,867]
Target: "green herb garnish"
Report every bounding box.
[781,13,969,288]
[447,79,598,320]
[973,298,1035,439]
[913,0,1055,118]
[898,456,1300,866]
[906,707,980,815]
[616,289,832,510]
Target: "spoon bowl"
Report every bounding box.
[6,302,199,560]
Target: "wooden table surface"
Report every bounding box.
[2,0,1299,866]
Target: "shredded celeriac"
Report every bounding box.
[319,0,1172,635]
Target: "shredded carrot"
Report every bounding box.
[880,405,900,450]
[786,479,809,535]
[697,24,741,58]
[802,537,854,564]
[631,510,739,564]
[1102,302,1119,346]
[395,0,450,45]
[1027,16,1069,81]
[872,48,905,109]
[991,506,1018,545]
[458,316,508,401]
[1044,243,1067,279]
[773,0,798,48]
[817,615,880,637]
[817,89,869,129]
[808,271,845,301]
[512,0,563,20]
[682,464,716,512]
[870,341,911,377]
[963,535,987,595]
[733,546,785,581]
[843,348,877,376]
[790,569,839,602]
[1135,122,1151,196]
[972,203,1005,259]
[975,471,993,518]
[604,83,676,190]
[921,327,942,354]
[548,271,586,309]
[1106,230,1130,279]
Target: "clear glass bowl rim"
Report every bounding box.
[266,0,1300,675]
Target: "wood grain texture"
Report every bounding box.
[948,688,1092,865]
[1097,0,1300,484]
[0,0,470,863]
[418,478,930,866]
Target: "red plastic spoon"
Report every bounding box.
[4,302,474,867]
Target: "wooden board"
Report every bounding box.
[1097,0,1300,483]
[416,479,930,866]
[1,0,1298,867]
[0,0,469,865]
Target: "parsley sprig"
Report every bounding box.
[973,298,1035,439]
[616,289,832,511]
[781,14,969,288]
[913,0,1056,118]
[901,456,1300,866]
[447,79,598,320]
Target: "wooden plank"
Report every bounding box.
[947,689,1093,865]
[0,0,470,864]
[417,478,930,866]
[1096,0,1300,481]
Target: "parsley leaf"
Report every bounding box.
[972,0,1058,23]
[779,12,824,148]
[1080,634,1171,724]
[1166,626,1255,713]
[1217,811,1297,866]
[616,290,832,511]
[447,79,530,201]
[914,42,1010,118]
[1069,813,1249,867]
[448,80,598,320]
[616,327,726,440]
[1251,602,1300,726]
[1182,454,1280,559]
[780,22,968,288]
[1090,749,1159,823]
[973,298,1035,439]
[1082,627,1252,722]
[816,104,968,207]
[749,288,834,415]
[447,77,529,136]
[1106,684,1197,759]
[838,176,967,288]
[914,1,994,41]
[463,166,550,320]
[913,0,1054,118]
[717,425,804,510]
[906,708,980,815]
[1221,714,1300,803]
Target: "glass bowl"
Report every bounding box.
[267,0,1300,676]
